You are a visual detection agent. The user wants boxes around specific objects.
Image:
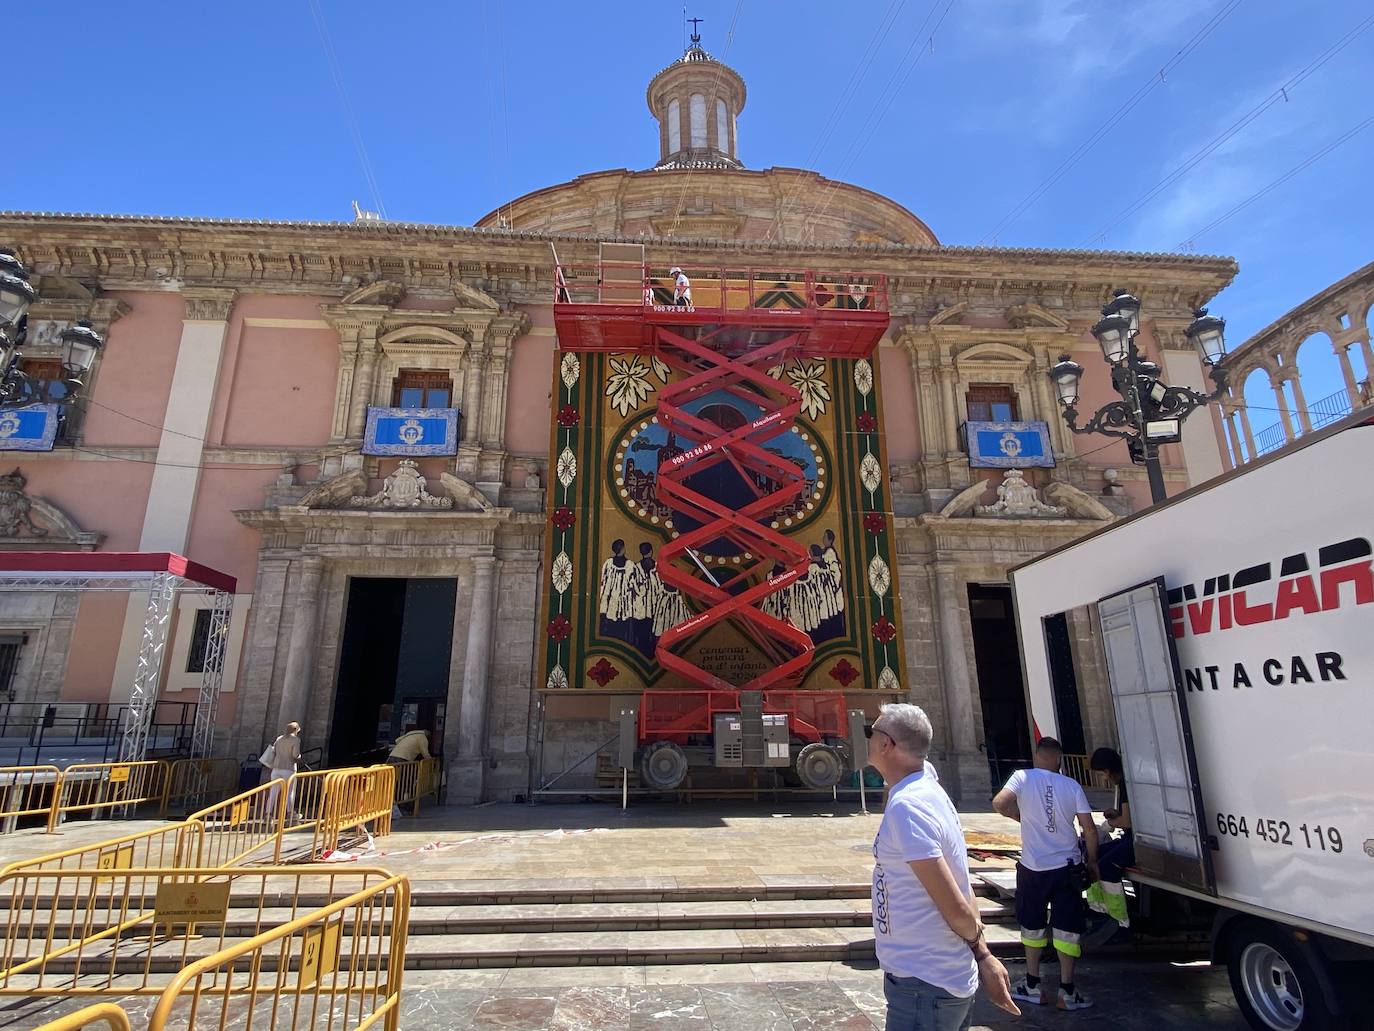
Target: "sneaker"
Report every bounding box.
[1009,979,1046,1005]
[1056,987,1093,1011]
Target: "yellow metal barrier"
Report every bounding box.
[32,1003,132,1031]
[0,765,62,833]
[187,780,285,868]
[390,756,442,817]
[53,761,170,830]
[160,758,240,816]
[0,865,396,997]
[0,820,203,877]
[283,768,335,835]
[147,873,409,1031]
[1061,753,1110,789]
[312,767,393,858]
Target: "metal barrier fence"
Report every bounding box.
[160,758,240,816]
[390,757,441,817]
[283,769,333,835]
[1061,753,1110,789]
[0,866,396,998]
[32,1004,133,1031]
[187,780,286,869]
[0,821,202,878]
[312,767,394,858]
[54,761,170,829]
[0,765,61,832]
[147,873,408,1031]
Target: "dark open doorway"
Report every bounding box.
[329,577,456,766]
[967,583,1031,786]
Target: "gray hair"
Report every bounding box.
[877,703,933,759]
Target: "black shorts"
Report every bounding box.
[1015,862,1087,956]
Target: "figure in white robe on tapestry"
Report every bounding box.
[598,539,644,648]
[803,541,846,644]
[819,528,846,638]
[761,561,794,628]
[652,553,692,640]
[631,542,663,656]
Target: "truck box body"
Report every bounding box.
[1010,417,1374,947]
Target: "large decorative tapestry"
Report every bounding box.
[539,347,904,696]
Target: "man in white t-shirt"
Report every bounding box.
[992,736,1100,1011]
[669,266,692,307]
[868,703,1019,1029]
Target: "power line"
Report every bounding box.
[1175,112,1374,249]
[1085,13,1374,245]
[974,0,1242,247]
[667,1,745,237]
[765,0,910,243]
[307,0,387,218]
[799,0,956,241]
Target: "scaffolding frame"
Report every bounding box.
[0,553,236,772]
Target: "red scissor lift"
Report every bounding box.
[554,251,889,791]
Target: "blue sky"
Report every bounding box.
[6,1,1371,423]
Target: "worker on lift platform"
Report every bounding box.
[669,266,692,307]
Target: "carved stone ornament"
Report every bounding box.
[976,469,1067,518]
[0,469,47,537]
[0,467,102,548]
[182,287,237,322]
[349,460,453,510]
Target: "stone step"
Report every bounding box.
[20,924,1025,976]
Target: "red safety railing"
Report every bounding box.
[554,263,888,313]
[639,691,743,740]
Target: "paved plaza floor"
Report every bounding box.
[0,800,1252,1029]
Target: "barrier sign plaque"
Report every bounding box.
[154,880,231,925]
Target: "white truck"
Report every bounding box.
[1009,413,1373,1030]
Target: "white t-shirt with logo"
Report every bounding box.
[872,767,977,998]
[1003,767,1090,872]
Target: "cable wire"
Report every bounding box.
[974,0,1242,247]
[308,0,387,218]
[1175,112,1374,249]
[1085,13,1374,245]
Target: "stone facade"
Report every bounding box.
[0,41,1240,802]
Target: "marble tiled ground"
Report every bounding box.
[0,960,1247,1029]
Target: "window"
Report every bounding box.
[966,384,1019,422]
[0,635,24,699]
[667,98,681,153]
[17,359,73,442]
[715,98,729,153]
[392,369,452,409]
[186,609,213,673]
[689,93,707,148]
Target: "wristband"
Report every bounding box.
[962,925,985,951]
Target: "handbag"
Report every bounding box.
[259,739,278,768]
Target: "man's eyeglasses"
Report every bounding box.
[864,724,892,743]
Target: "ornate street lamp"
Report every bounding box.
[0,249,106,410]
[1050,290,1228,504]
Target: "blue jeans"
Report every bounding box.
[883,972,975,1031]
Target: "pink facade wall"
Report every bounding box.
[185,468,281,593]
[81,291,185,447]
[878,345,919,463]
[507,310,556,458]
[217,297,338,448]
[65,595,130,702]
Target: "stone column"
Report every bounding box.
[451,557,498,802]
[1237,403,1256,458]
[932,563,986,800]
[461,348,487,445]
[1333,344,1360,406]
[235,556,290,754]
[1270,374,1296,442]
[1288,373,1313,433]
[939,360,959,456]
[480,351,508,448]
[347,328,382,438]
[1223,409,1243,468]
[1358,336,1374,383]
[275,557,324,729]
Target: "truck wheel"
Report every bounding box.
[639,741,688,791]
[795,743,845,790]
[1225,919,1340,1031]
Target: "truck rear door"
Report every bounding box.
[1097,578,1215,894]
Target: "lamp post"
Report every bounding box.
[1048,290,1227,505]
[0,249,106,410]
